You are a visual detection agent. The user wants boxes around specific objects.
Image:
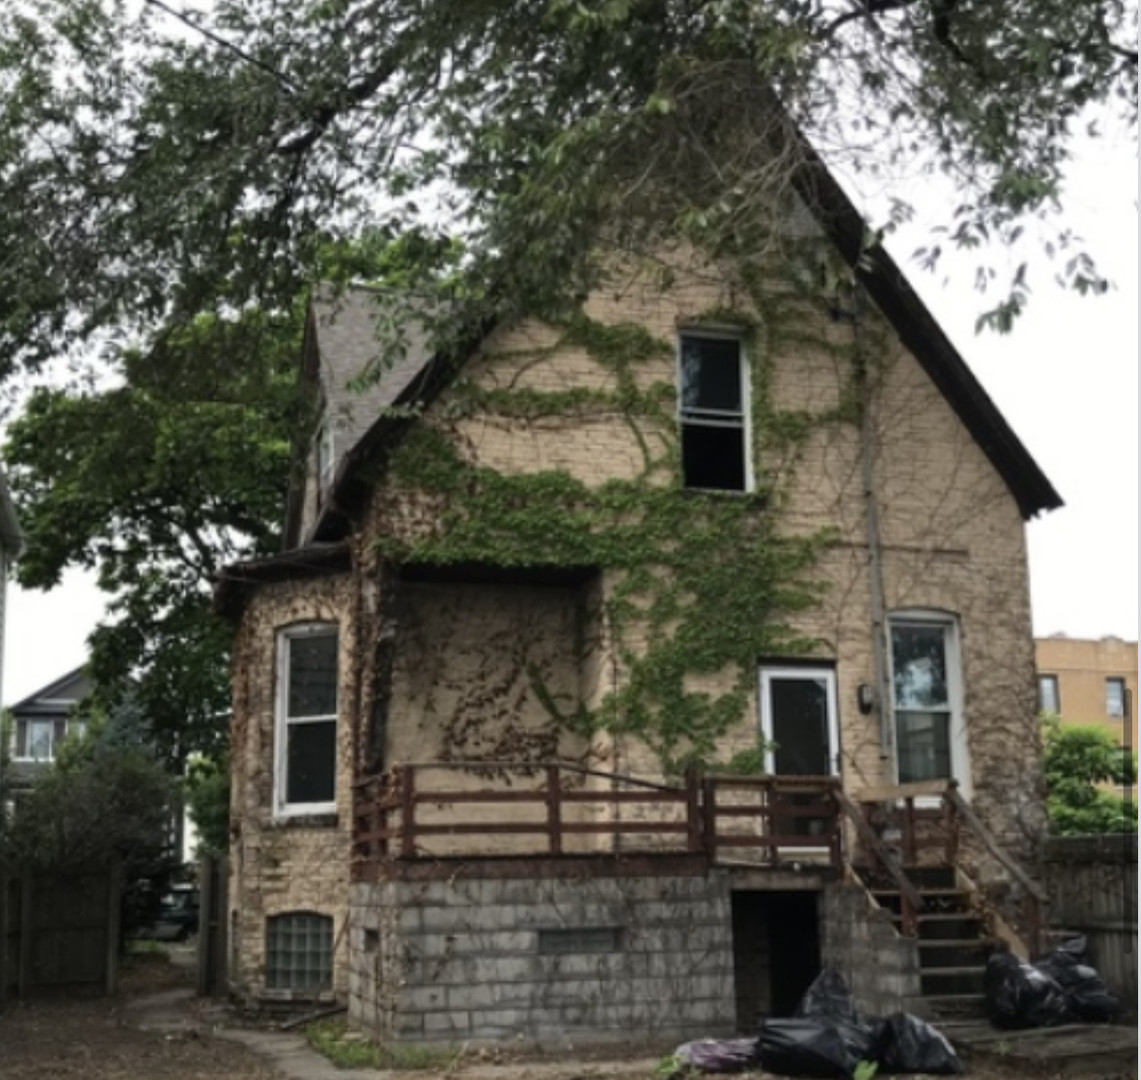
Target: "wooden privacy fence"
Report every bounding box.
[353,762,842,875]
[0,861,121,1002]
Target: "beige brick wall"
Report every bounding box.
[228,572,360,1000]
[230,253,1047,997]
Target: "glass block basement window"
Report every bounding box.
[265,912,333,991]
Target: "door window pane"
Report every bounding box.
[769,677,830,775]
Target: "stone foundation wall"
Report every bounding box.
[349,866,737,1048]
[820,882,920,1016]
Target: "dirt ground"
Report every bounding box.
[0,952,1132,1080]
[0,952,280,1080]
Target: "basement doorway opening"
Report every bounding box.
[731,890,821,1032]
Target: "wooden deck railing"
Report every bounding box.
[353,763,841,874]
[852,779,1048,955]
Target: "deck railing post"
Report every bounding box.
[902,796,918,865]
[943,780,960,866]
[701,777,717,860]
[545,764,563,855]
[684,765,702,853]
[399,765,416,858]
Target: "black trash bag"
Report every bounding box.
[674,1038,762,1073]
[795,966,862,1025]
[1035,936,1120,1023]
[984,951,1069,1029]
[872,1012,964,1075]
[758,1018,857,1079]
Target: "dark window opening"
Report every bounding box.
[679,334,748,491]
[286,720,336,804]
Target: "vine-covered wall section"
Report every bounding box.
[365,255,861,772]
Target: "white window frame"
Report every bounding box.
[887,611,971,799]
[16,718,56,762]
[274,623,339,819]
[1037,673,1060,715]
[1106,677,1126,719]
[758,665,840,776]
[677,330,754,493]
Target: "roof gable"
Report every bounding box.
[9,666,93,716]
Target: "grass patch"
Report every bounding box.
[304,1018,458,1070]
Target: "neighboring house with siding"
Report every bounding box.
[217,143,1062,1036]
[5,668,93,798]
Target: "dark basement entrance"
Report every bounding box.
[731,890,821,1032]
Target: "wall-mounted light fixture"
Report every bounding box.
[857,683,875,715]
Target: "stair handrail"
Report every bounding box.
[834,787,924,935]
[943,781,1047,956]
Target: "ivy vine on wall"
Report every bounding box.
[372,303,862,772]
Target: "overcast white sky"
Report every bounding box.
[2,124,1137,707]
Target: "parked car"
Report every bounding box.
[145,883,200,942]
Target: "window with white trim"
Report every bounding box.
[1106,677,1126,719]
[888,613,965,786]
[275,624,338,816]
[265,911,333,991]
[678,332,751,492]
[1037,674,1060,715]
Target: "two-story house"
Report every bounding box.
[217,143,1061,1043]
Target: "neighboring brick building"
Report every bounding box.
[217,150,1061,1029]
[1036,634,1138,751]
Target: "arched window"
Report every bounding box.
[265,911,333,991]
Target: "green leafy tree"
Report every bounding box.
[5,311,298,763]
[0,0,1134,379]
[1043,715,1137,835]
[0,700,177,874]
[183,753,231,858]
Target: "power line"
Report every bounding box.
[139,0,299,94]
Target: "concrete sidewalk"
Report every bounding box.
[123,989,662,1080]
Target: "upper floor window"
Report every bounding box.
[12,717,87,762]
[1038,674,1060,715]
[678,333,751,492]
[275,624,338,817]
[889,613,965,786]
[1105,677,1126,719]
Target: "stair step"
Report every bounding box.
[905,994,987,1021]
[872,888,972,914]
[920,966,986,995]
[917,939,997,969]
[893,913,983,939]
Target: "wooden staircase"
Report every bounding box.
[861,864,999,1017]
[839,780,1049,1021]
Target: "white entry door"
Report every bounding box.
[758,666,840,777]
